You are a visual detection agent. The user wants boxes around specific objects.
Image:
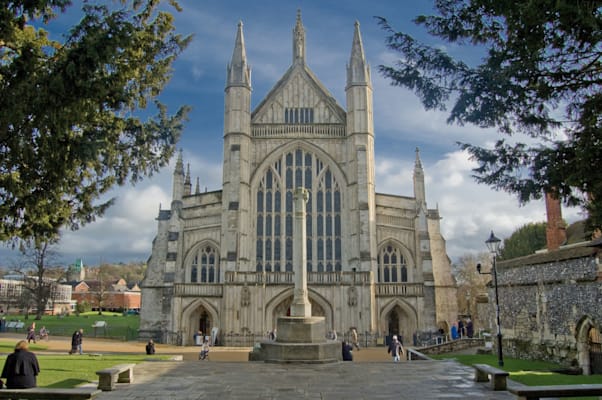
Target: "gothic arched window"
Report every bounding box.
[255,149,342,273]
[189,245,220,283]
[377,244,408,283]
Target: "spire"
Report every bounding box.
[172,150,185,203]
[347,21,370,86]
[227,21,251,88]
[195,177,200,194]
[174,150,184,176]
[415,147,423,170]
[413,147,426,207]
[292,9,305,64]
[184,163,191,196]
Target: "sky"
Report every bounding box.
[0,0,583,268]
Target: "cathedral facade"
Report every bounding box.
[140,13,457,346]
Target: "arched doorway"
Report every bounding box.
[576,316,602,375]
[381,300,417,346]
[187,305,213,346]
[588,326,602,374]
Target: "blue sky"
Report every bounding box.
[0,0,582,268]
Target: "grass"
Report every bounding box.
[0,340,169,388]
[5,312,140,340]
[432,354,602,400]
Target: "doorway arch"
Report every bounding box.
[181,300,219,346]
[380,299,418,346]
[576,316,602,375]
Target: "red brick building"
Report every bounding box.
[71,279,141,312]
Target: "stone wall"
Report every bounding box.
[418,338,484,356]
[485,246,602,368]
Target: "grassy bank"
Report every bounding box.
[432,354,601,400]
[0,340,168,388]
[4,312,140,340]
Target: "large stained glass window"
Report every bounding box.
[377,244,408,283]
[256,149,341,272]
[189,246,219,283]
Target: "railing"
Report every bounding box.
[174,276,423,297]
[375,283,423,297]
[224,271,371,285]
[174,283,223,297]
[252,124,346,138]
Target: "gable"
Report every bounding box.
[252,64,346,125]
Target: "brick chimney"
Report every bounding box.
[545,192,567,251]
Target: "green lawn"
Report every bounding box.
[0,354,168,388]
[0,340,167,388]
[432,354,602,400]
[4,312,140,340]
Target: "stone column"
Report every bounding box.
[290,187,311,317]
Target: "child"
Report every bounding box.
[199,339,210,360]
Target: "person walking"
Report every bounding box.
[26,324,36,344]
[387,335,405,363]
[0,340,40,389]
[70,329,83,355]
[350,327,360,351]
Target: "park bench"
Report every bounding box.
[473,363,509,390]
[508,384,602,399]
[96,363,135,391]
[0,387,101,399]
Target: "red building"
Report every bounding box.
[71,278,140,312]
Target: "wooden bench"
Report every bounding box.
[96,363,135,391]
[473,363,509,390]
[509,384,602,399]
[0,387,101,399]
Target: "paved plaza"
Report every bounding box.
[0,333,519,399]
[94,359,517,400]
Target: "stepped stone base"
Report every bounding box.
[249,316,340,363]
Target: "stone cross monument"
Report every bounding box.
[290,187,311,317]
[249,187,339,363]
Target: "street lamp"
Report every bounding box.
[477,230,504,366]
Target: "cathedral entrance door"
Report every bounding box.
[199,311,210,337]
[386,308,400,345]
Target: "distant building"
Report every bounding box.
[70,278,141,312]
[0,277,72,315]
[140,12,457,346]
[66,258,86,282]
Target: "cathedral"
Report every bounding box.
[140,12,457,346]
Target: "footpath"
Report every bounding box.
[1,332,393,362]
[0,333,516,399]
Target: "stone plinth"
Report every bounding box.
[249,316,340,363]
[277,316,326,343]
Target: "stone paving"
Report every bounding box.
[95,359,517,400]
[0,333,519,399]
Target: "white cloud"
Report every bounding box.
[1,2,587,268]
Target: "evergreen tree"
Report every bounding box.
[0,1,191,244]
[378,1,602,228]
[498,222,547,260]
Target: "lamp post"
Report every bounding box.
[477,231,504,367]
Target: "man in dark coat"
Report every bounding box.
[342,341,353,361]
[1,340,40,388]
[70,329,83,355]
